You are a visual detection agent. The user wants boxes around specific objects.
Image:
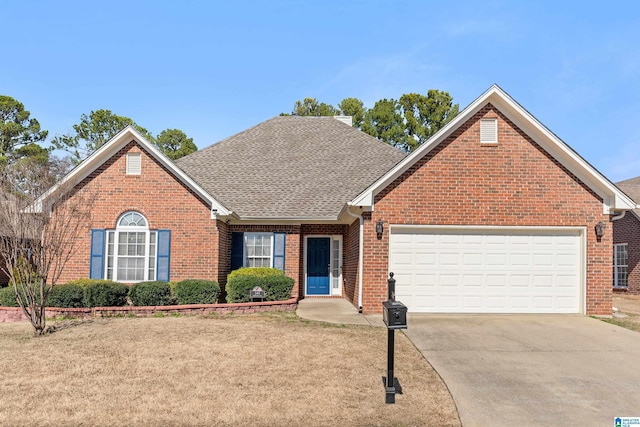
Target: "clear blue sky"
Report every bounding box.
[3,0,639,182]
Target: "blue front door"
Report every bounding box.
[307,237,330,295]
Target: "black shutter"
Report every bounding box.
[230,232,244,271]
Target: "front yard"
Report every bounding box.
[605,294,640,332]
[0,313,460,426]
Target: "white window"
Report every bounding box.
[613,243,628,287]
[480,118,498,144]
[245,233,273,267]
[106,211,157,282]
[126,153,141,175]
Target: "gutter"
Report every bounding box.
[611,210,626,221]
[346,205,364,313]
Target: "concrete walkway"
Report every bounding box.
[296,298,384,327]
[405,314,640,426]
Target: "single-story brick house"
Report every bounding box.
[39,85,636,315]
[612,177,640,293]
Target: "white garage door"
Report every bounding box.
[389,227,583,314]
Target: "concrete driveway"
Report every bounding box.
[404,315,640,426]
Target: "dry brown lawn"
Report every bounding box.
[607,294,640,332]
[0,313,460,426]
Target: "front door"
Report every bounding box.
[307,237,330,295]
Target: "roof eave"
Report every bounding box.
[34,126,230,216]
[351,84,636,214]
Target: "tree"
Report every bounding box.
[0,95,48,163]
[0,162,94,335]
[284,90,459,151]
[290,98,339,116]
[155,129,197,160]
[52,109,153,164]
[337,97,366,129]
[398,90,459,148]
[361,98,410,150]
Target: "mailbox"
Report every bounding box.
[382,300,407,330]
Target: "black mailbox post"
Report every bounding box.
[382,272,407,404]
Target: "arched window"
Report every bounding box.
[105,211,157,282]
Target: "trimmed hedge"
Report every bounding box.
[0,284,47,307]
[228,267,284,280]
[226,268,294,303]
[83,281,129,307]
[65,278,117,288]
[129,281,175,306]
[174,279,220,305]
[0,286,18,307]
[48,284,85,308]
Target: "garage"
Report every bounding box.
[388,226,584,314]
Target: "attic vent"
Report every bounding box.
[126,153,141,175]
[480,118,498,144]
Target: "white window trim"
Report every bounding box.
[244,232,274,268]
[105,212,157,282]
[613,243,628,288]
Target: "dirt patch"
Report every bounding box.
[0,313,460,426]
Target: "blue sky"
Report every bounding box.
[2,0,640,181]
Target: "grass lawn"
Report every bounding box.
[0,313,460,426]
[604,295,640,333]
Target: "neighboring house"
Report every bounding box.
[613,177,640,293]
[38,85,636,315]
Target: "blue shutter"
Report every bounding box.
[156,230,171,282]
[273,232,286,271]
[90,229,105,279]
[231,232,244,271]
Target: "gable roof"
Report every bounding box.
[351,84,637,214]
[615,177,640,216]
[35,126,230,216]
[176,116,406,219]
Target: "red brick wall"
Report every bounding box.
[361,104,611,315]
[229,224,301,299]
[57,141,220,284]
[343,219,360,307]
[613,212,640,293]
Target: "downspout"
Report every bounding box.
[611,211,626,221]
[346,205,364,313]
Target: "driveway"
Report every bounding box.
[404,315,640,426]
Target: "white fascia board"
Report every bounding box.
[490,90,636,212]
[351,84,636,213]
[34,126,230,216]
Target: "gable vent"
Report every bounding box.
[480,118,498,144]
[126,153,141,175]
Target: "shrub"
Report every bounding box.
[228,267,284,280]
[83,281,129,307]
[129,281,175,306]
[262,275,295,302]
[0,284,46,307]
[226,268,294,303]
[65,278,117,288]
[0,286,18,307]
[47,284,85,308]
[174,279,220,305]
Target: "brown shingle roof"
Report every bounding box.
[175,116,407,219]
[616,176,640,214]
